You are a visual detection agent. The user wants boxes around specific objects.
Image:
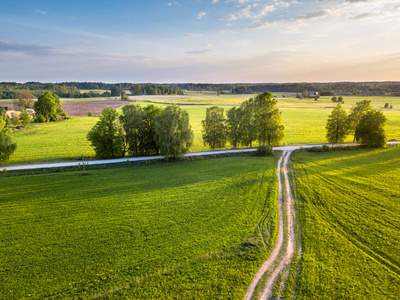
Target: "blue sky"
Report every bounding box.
[1,0,400,83]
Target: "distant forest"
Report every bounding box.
[1,81,400,99]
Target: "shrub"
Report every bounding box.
[256,144,274,156]
[88,111,93,117]
[384,103,389,108]
[11,114,20,127]
[308,146,323,152]
[322,145,331,152]
[35,113,46,123]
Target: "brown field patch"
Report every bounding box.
[62,100,133,116]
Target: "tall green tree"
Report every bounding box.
[226,107,243,148]
[33,92,68,122]
[119,104,146,156]
[87,107,125,158]
[201,106,226,150]
[326,104,350,144]
[254,91,285,145]
[240,98,257,147]
[355,110,387,148]
[141,104,163,155]
[13,90,35,109]
[110,86,121,97]
[347,100,373,142]
[154,104,193,160]
[130,85,143,95]
[0,107,17,162]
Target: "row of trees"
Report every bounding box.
[87,104,193,160]
[326,100,387,148]
[201,92,285,150]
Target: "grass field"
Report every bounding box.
[4,100,400,165]
[291,147,400,299]
[0,155,279,299]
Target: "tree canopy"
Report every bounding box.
[0,107,17,162]
[226,107,243,149]
[201,106,226,150]
[33,92,68,122]
[355,110,387,148]
[326,104,349,144]
[87,107,125,158]
[13,90,35,110]
[254,91,285,146]
[347,100,373,142]
[154,105,193,160]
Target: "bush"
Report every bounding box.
[11,114,20,127]
[322,145,331,152]
[35,113,46,123]
[308,146,331,153]
[384,103,389,108]
[255,144,274,156]
[88,111,93,117]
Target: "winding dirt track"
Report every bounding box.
[244,150,298,300]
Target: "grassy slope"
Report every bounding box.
[291,147,400,299]
[0,155,279,299]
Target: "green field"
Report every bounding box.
[0,155,279,299]
[6,99,400,166]
[291,147,400,299]
[128,91,400,109]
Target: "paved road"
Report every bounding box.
[1,142,398,172]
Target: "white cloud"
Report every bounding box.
[186,49,212,55]
[33,9,48,15]
[294,10,329,21]
[184,33,203,37]
[197,12,207,19]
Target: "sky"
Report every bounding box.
[1,0,400,83]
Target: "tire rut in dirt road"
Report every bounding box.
[244,150,299,300]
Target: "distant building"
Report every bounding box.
[309,91,319,96]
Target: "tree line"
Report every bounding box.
[201,91,285,150]
[0,83,184,99]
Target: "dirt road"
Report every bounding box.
[244,150,298,300]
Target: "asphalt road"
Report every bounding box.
[1,142,398,172]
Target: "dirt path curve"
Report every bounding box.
[244,150,297,300]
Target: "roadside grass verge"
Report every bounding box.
[291,147,400,299]
[0,155,279,299]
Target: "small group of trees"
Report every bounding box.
[201,92,285,150]
[384,103,393,109]
[326,100,387,148]
[331,96,344,103]
[87,104,193,160]
[33,92,69,123]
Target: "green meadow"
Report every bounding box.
[0,155,278,299]
[291,147,400,299]
[6,98,400,165]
